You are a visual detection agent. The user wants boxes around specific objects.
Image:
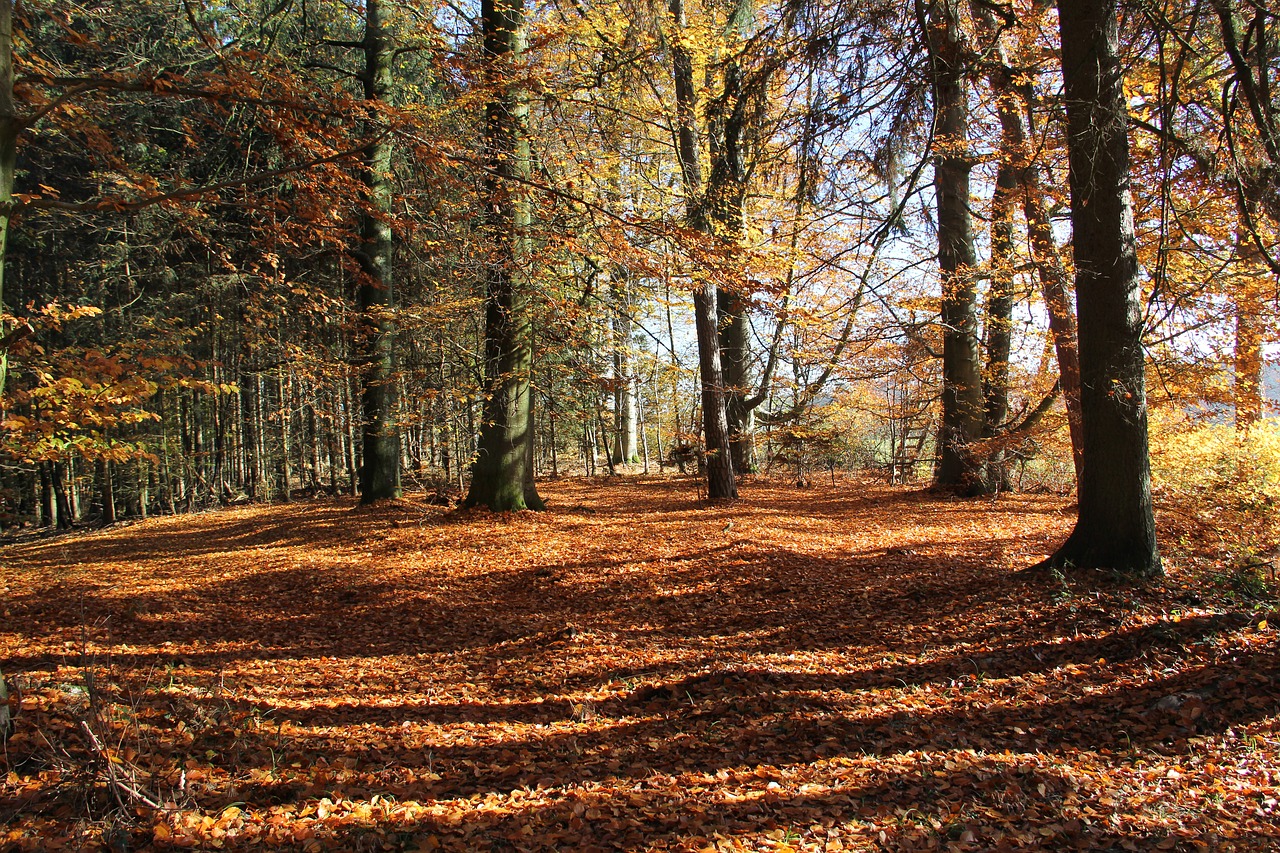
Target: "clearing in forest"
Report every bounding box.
[1,477,1277,851]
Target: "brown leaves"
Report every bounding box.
[1,477,1278,850]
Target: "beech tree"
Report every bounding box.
[1038,0,1160,575]
[920,0,985,493]
[667,0,737,500]
[465,0,545,510]
[355,0,402,503]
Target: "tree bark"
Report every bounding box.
[0,0,14,402]
[1039,0,1160,576]
[923,0,987,494]
[611,275,638,464]
[668,0,736,499]
[1234,225,1265,430]
[465,0,545,510]
[356,0,402,503]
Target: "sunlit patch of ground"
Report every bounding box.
[2,476,1277,851]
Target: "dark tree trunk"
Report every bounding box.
[1039,0,1160,576]
[668,0,736,499]
[39,462,53,528]
[356,0,402,503]
[95,457,116,526]
[465,0,544,510]
[53,461,72,529]
[924,0,987,494]
[0,0,14,406]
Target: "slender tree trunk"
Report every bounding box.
[611,277,638,464]
[1234,226,1265,429]
[276,366,292,502]
[96,457,116,526]
[981,159,1018,491]
[465,0,544,510]
[924,0,987,494]
[355,0,402,503]
[39,462,53,528]
[53,461,72,529]
[1039,0,1160,575]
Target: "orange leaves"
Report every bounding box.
[2,479,1279,849]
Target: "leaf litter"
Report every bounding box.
[1,476,1277,851]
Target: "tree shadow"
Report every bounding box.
[2,478,1273,850]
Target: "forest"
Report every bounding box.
[1,0,1279,849]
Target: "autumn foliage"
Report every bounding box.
[2,478,1278,851]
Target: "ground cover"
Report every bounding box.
[1,477,1277,851]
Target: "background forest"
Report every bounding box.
[5,3,1280,849]
[0,0,1276,547]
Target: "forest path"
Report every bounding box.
[1,477,1276,851]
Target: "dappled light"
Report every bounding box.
[2,478,1277,850]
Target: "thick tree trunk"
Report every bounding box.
[668,0,736,499]
[1040,0,1160,576]
[0,0,14,401]
[924,0,987,494]
[465,0,544,510]
[356,0,402,503]
[96,457,116,526]
[719,289,755,474]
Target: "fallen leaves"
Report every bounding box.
[0,476,1277,850]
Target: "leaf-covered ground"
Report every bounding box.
[2,477,1278,851]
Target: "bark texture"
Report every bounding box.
[1041,0,1160,576]
[668,0,736,499]
[356,0,402,503]
[466,0,544,510]
[924,0,986,494]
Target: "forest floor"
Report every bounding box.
[1,476,1278,852]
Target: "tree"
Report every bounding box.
[355,0,403,503]
[0,0,11,738]
[1038,0,1160,575]
[0,0,14,401]
[465,0,545,510]
[920,0,986,494]
[972,0,1083,485]
[667,0,737,500]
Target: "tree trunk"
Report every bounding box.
[980,158,1019,493]
[668,0,736,499]
[53,461,72,529]
[96,457,117,526]
[39,462,53,528]
[465,0,545,510]
[611,278,638,465]
[355,0,402,503]
[0,0,15,402]
[1039,0,1160,576]
[1234,226,1265,430]
[276,366,292,502]
[924,0,987,494]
